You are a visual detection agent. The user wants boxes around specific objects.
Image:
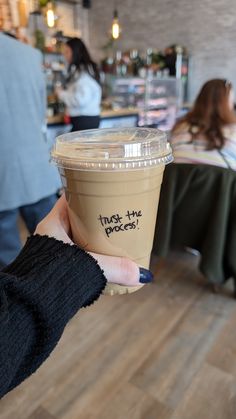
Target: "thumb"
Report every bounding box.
[89,253,153,287]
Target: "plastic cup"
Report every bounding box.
[51,128,173,295]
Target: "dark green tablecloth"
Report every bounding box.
[153,163,236,284]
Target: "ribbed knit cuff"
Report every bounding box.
[3,235,107,310]
[0,236,107,398]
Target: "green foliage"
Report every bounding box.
[34,29,45,52]
[39,0,50,7]
[151,52,165,68]
[101,37,115,52]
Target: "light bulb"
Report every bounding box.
[112,21,120,39]
[46,6,55,28]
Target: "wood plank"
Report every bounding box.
[27,407,57,419]
[130,288,235,410]
[172,363,236,419]
[98,382,172,419]
[207,307,236,377]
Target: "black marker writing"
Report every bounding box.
[105,221,136,238]
[125,210,142,220]
[98,210,143,238]
[98,213,123,226]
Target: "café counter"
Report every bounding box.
[47,108,139,142]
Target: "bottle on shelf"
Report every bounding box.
[115,51,127,76]
[130,49,144,76]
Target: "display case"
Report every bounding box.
[43,51,66,95]
[105,76,182,131]
[104,76,146,109]
[43,51,66,117]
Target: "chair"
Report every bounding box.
[152,163,236,296]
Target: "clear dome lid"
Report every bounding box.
[51,127,173,171]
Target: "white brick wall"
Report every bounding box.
[88,0,236,101]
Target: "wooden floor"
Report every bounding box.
[1,248,236,419]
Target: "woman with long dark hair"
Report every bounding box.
[170,79,236,169]
[56,38,101,131]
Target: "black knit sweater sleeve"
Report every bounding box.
[0,234,107,399]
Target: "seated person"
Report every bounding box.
[170,79,236,170]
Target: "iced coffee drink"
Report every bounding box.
[51,128,173,295]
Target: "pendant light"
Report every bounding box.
[112,9,120,39]
[46,2,55,28]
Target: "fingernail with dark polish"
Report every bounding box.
[139,268,153,283]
